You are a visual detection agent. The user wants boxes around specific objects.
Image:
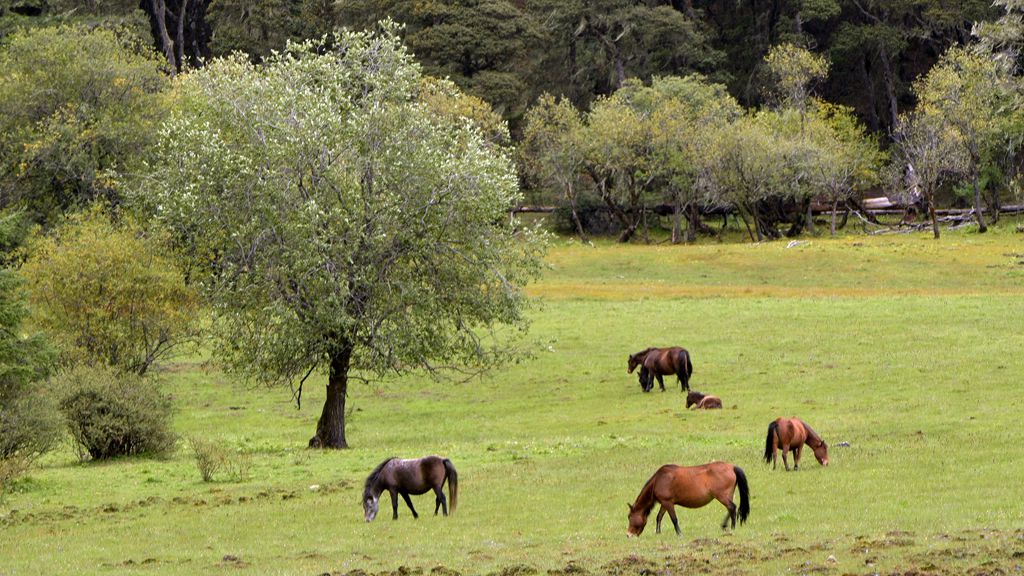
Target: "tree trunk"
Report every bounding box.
[879,45,899,131]
[805,198,816,235]
[566,183,587,242]
[972,174,987,233]
[311,346,352,449]
[149,0,178,74]
[671,196,683,244]
[927,193,940,239]
[685,202,699,243]
[830,199,839,236]
[175,0,189,70]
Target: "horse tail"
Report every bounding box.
[733,465,750,524]
[679,349,692,391]
[443,458,458,515]
[764,421,778,464]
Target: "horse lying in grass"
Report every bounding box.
[628,347,693,392]
[363,456,458,521]
[686,390,722,409]
[764,417,829,471]
[627,461,749,537]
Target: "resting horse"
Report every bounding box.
[686,390,722,409]
[628,347,693,392]
[363,456,458,521]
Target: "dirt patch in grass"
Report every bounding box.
[0,479,352,527]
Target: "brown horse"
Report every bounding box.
[763,417,829,471]
[363,456,458,521]
[686,390,722,409]
[627,347,693,392]
[627,461,749,537]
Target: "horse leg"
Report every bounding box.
[717,497,737,530]
[433,486,448,516]
[666,505,682,536]
[781,445,791,471]
[793,444,802,471]
[771,433,779,470]
[390,489,400,520]
[656,373,665,392]
[400,491,419,519]
[656,507,667,534]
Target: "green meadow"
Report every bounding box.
[3,229,1024,575]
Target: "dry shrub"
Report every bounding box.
[188,436,251,482]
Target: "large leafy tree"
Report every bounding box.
[141,28,543,448]
[891,109,967,239]
[913,48,1018,232]
[0,25,168,227]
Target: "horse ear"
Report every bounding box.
[626,503,632,510]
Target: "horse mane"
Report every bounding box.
[801,420,824,446]
[631,469,661,516]
[632,347,654,359]
[364,457,397,497]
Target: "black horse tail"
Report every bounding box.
[733,465,750,524]
[443,458,458,515]
[764,421,778,464]
[679,349,692,391]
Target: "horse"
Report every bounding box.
[362,456,458,521]
[627,461,749,537]
[763,417,829,471]
[686,390,722,409]
[627,347,693,392]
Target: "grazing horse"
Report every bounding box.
[686,390,722,410]
[627,347,693,392]
[763,417,829,471]
[362,456,458,521]
[627,461,749,537]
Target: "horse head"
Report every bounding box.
[363,493,380,522]
[626,503,648,537]
[627,349,650,373]
[627,354,641,373]
[813,442,829,466]
[686,391,703,408]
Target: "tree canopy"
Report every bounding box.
[139,27,544,448]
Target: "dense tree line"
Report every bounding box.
[0,1,1002,128]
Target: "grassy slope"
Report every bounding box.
[2,231,1024,575]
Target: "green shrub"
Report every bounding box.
[56,366,176,460]
[188,436,251,482]
[21,207,201,376]
[0,269,58,493]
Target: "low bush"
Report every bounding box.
[56,366,176,460]
[188,436,251,482]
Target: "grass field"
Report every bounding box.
[3,228,1024,575]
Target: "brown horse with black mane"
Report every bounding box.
[363,456,458,521]
[628,347,693,392]
[627,461,749,537]
[686,390,722,409]
[763,417,829,471]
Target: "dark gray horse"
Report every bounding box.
[362,456,458,521]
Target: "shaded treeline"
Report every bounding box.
[0,0,1000,131]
